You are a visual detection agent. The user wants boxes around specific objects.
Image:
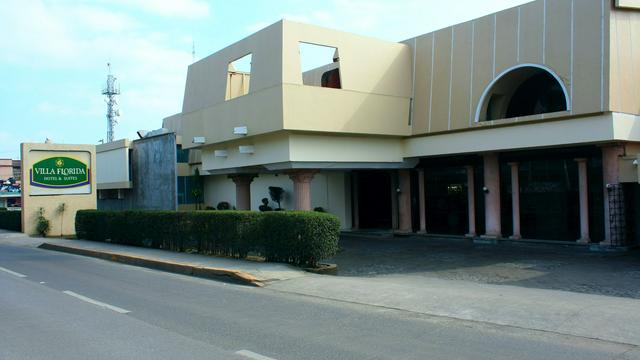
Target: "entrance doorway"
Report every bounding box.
[425,167,469,235]
[355,171,392,229]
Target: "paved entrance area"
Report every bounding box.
[330,233,640,299]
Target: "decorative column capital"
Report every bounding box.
[228,173,257,185]
[287,170,318,184]
[573,158,588,163]
[507,162,519,167]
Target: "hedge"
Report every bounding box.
[75,210,340,267]
[0,210,21,231]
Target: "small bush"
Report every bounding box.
[75,210,340,267]
[0,210,21,231]
[216,201,231,210]
[36,208,50,237]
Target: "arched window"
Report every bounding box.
[476,65,569,122]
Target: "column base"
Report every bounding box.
[464,233,476,238]
[475,235,500,244]
[508,234,521,240]
[576,237,590,244]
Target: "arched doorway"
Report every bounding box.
[476,65,569,122]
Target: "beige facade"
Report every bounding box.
[21,143,96,236]
[162,0,640,244]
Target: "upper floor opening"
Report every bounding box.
[477,64,570,122]
[299,42,341,89]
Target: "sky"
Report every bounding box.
[0,0,532,160]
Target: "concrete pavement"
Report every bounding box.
[2,229,640,348]
[1,241,637,360]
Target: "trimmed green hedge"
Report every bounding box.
[75,210,340,267]
[0,210,21,231]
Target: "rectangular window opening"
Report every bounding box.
[226,53,252,100]
[298,42,341,89]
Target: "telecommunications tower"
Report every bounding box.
[102,63,121,143]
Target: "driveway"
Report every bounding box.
[329,233,640,299]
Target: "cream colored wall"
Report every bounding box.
[281,21,412,98]
[21,143,97,236]
[282,84,410,136]
[226,72,251,100]
[201,132,290,171]
[200,131,405,172]
[162,113,182,134]
[203,171,351,229]
[616,0,640,9]
[180,84,284,149]
[405,0,610,136]
[289,134,404,163]
[404,112,640,158]
[182,21,283,113]
[609,6,640,115]
[179,20,412,150]
[96,139,130,189]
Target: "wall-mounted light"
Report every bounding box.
[482,186,489,194]
[192,136,205,144]
[238,145,255,154]
[214,150,228,158]
[233,126,248,135]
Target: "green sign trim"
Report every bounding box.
[30,157,90,189]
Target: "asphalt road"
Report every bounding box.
[0,243,637,360]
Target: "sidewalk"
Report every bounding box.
[0,230,307,286]
[2,230,639,347]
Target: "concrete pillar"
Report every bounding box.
[397,170,412,233]
[288,170,318,210]
[508,162,521,240]
[418,169,427,233]
[465,165,476,237]
[483,153,501,238]
[391,172,399,230]
[229,174,258,210]
[601,144,624,245]
[228,174,257,210]
[575,158,590,243]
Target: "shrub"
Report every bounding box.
[260,211,340,267]
[75,210,340,267]
[36,208,50,237]
[216,201,231,210]
[0,210,21,231]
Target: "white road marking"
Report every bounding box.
[39,281,46,284]
[0,266,27,278]
[62,291,131,314]
[235,350,278,360]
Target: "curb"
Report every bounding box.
[38,243,264,287]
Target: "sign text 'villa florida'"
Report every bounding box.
[30,157,90,188]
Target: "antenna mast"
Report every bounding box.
[102,63,121,143]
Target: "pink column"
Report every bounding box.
[397,170,412,233]
[229,174,257,210]
[418,169,427,233]
[288,170,318,210]
[575,158,590,243]
[508,162,521,240]
[465,165,476,237]
[483,153,501,238]
[601,144,624,245]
